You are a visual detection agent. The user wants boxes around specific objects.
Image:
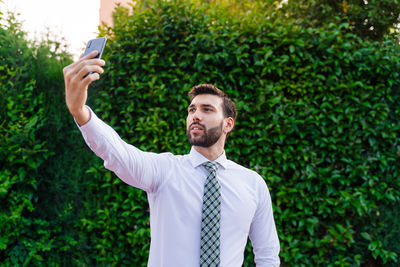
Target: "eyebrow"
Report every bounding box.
[188,103,216,109]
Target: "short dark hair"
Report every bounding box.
[188,84,237,134]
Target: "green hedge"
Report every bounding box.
[1,0,400,265]
[0,68,51,266]
[0,11,88,266]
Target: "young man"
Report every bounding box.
[63,51,280,266]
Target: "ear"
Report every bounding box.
[223,117,235,134]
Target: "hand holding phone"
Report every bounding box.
[83,37,107,77]
[63,37,107,125]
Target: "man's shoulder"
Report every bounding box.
[225,160,270,196]
[226,159,264,180]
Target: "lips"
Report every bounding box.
[190,123,205,133]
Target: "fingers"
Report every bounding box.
[65,51,104,74]
[82,72,100,88]
[64,58,105,83]
[73,57,105,75]
[76,65,104,81]
[63,51,106,101]
[67,65,103,88]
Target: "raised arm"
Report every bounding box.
[62,51,170,193]
[63,50,105,125]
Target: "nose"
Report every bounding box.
[193,111,203,122]
[191,109,201,122]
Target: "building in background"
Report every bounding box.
[100,0,134,26]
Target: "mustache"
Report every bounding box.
[189,122,206,129]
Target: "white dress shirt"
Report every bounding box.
[77,106,280,267]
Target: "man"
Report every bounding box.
[63,51,280,266]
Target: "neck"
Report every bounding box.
[193,140,225,161]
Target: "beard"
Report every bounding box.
[187,121,223,147]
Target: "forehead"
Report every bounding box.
[189,94,223,108]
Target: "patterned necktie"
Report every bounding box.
[200,161,221,267]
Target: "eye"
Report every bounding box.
[188,107,195,113]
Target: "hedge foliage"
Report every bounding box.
[1,0,400,266]
[283,0,400,41]
[0,10,90,266]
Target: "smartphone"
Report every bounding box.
[83,37,107,77]
[83,37,107,58]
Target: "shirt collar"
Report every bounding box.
[189,146,228,170]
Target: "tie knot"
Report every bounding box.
[203,161,218,173]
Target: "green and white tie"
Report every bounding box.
[200,161,221,267]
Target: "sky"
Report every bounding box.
[3,0,101,60]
